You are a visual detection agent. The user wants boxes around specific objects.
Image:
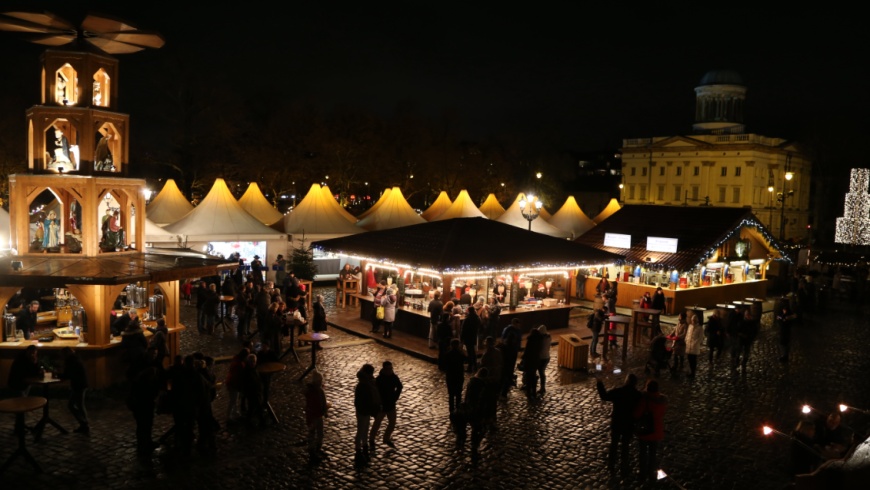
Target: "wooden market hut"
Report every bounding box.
[573,204,791,313]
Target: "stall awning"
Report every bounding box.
[312,217,624,273]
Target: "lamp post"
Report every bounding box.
[518,194,543,231]
[777,156,795,240]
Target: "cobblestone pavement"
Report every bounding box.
[2,287,869,489]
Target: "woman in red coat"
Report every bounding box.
[634,379,668,483]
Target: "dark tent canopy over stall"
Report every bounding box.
[312,217,624,273]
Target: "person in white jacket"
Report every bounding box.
[685,312,704,378]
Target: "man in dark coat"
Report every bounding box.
[16,300,41,340]
[596,373,642,472]
[461,306,482,373]
[60,347,90,434]
[370,361,403,448]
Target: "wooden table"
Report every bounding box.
[0,396,47,474]
[25,376,68,441]
[297,332,329,382]
[336,279,359,307]
[256,362,286,424]
[602,314,631,363]
[218,295,235,332]
[631,308,662,346]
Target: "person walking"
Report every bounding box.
[436,303,456,371]
[685,312,703,378]
[461,304,482,373]
[354,364,381,464]
[312,294,327,338]
[589,308,605,358]
[535,325,551,397]
[303,370,329,463]
[669,311,688,375]
[499,318,522,397]
[776,302,798,362]
[705,307,725,367]
[465,367,489,463]
[370,281,387,334]
[59,347,90,434]
[444,338,466,417]
[596,373,642,472]
[635,379,668,483]
[520,327,542,400]
[370,361,403,449]
[732,308,759,375]
[380,285,398,339]
[427,291,443,349]
[478,336,503,431]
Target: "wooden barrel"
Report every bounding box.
[552,288,566,301]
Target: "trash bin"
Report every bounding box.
[558,334,589,371]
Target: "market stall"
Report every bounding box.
[314,217,624,339]
[574,205,791,313]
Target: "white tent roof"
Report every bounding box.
[356,186,426,231]
[495,193,572,238]
[238,182,284,226]
[592,198,622,224]
[548,195,597,239]
[283,183,363,236]
[163,178,286,241]
[357,188,392,220]
[321,185,359,223]
[421,191,453,221]
[145,218,177,243]
[479,193,506,219]
[430,190,486,220]
[146,179,194,226]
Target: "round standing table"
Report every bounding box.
[0,396,47,474]
[297,332,330,382]
[256,362,286,424]
[25,376,68,441]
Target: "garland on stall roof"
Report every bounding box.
[693,217,792,270]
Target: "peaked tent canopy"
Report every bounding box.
[163,178,286,241]
[284,183,363,236]
[356,186,426,231]
[144,218,177,244]
[321,184,359,224]
[431,190,486,220]
[549,196,597,239]
[592,198,622,224]
[421,191,453,221]
[238,182,284,226]
[357,188,392,220]
[146,179,194,226]
[496,194,572,238]
[479,193,506,219]
[313,217,623,273]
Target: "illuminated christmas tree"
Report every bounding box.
[834,168,870,245]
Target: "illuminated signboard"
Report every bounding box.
[604,233,631,249]
[646,236,678,253]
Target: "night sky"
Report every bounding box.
[2,3,868,173]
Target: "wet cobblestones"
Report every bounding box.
[1,288,869,489]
